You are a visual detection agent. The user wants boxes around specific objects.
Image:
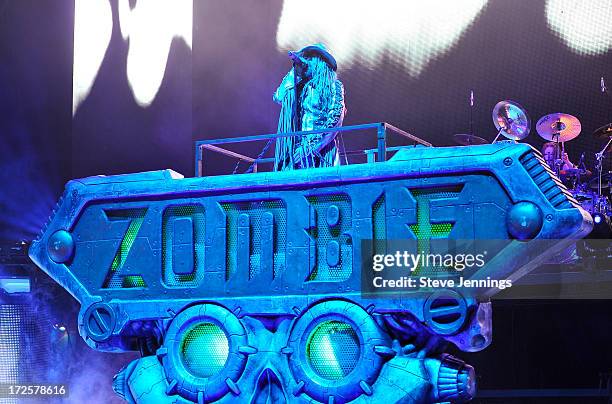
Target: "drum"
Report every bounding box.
[596,195,611,216]
[572,190,595,212]
[571,189,611,216]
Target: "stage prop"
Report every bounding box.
[29,125,592,403]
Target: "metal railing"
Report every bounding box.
[195,122,432,177]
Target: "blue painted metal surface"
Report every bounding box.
[29,142,592,403]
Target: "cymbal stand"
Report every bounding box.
[552,133,562,177]
[492,126,504,143]
[595,136,612,196]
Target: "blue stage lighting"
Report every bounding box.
[0,277,31,294]
[593,213,603,224]
[0,305,22,384]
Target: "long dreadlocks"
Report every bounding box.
[307,57,337,111]
[273,47,345,171]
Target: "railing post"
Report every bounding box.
[195,143,203,177]
[377,123,387,162]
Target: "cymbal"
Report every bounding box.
[492,100,531,140]
[453,133,488,146]
[589,172,612,190]
[593,123,612,139]
[536,113,581,142]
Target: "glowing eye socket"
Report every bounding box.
[180,322,229,378]
[306,320,361,380]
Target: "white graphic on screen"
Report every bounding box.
[276,0,489,77]
[72,0,112,115]
[546,0,612,55]
[72,0,192,114]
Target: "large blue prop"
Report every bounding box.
[29,142,591,403]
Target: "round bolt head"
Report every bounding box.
[47,230,75,263]
[507,202,543,240]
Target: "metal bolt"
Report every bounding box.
[85,303,115,341]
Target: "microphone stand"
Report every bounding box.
[598,77,612,196]
[469,90,474,137]
[289,62,304,169]
[595,136,612,196]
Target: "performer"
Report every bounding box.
[273,44,346,170]
[541,142,575,171]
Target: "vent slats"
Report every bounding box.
[519,153,577,210]
[539,180,557,195]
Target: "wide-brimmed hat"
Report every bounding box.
[295,43,337,71]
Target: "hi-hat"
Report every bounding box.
[593,123,612,139]
[536,113,581,142]
[453,133,488,146]
[492,100,531,141]
[559,168,592,178]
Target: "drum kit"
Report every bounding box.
[453,100,612,221]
